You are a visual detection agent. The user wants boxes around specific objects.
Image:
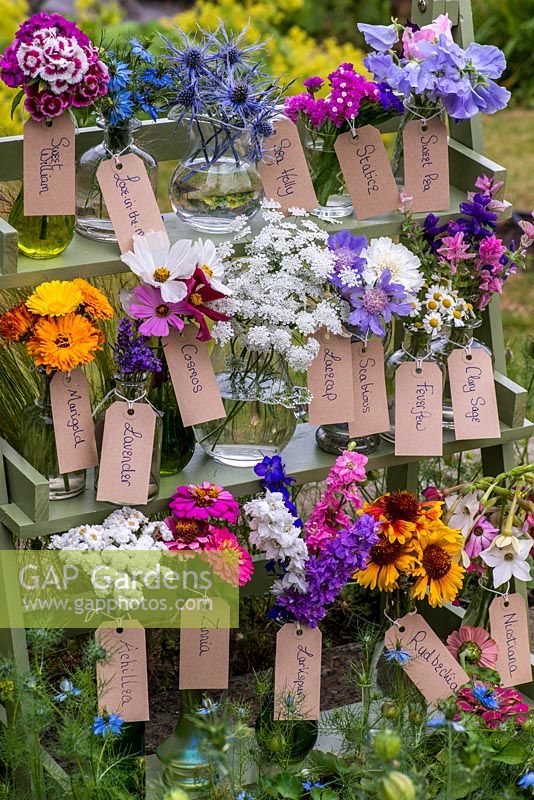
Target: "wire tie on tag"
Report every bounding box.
[349,117,359,139]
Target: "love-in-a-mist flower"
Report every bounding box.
[456,683,528,728]
[464,516,499,559]
[93,712,124,736]
[446,626,499,668]
[480,539,532,587]
[169,482,240,524]
[121,231,196,303]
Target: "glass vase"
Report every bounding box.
[255,685,319,764]
[193,342,305,467]
[391,98,446,181]
[19,370,86,501]
[441,319,493,430]
[303,127,352,219]
[93,373,163,502]
[75,118,158,242]
[169,117,263,233]
[148,365,196,476]
[381,325,446,444]
[156,690,213,793]
[8,184,75,259]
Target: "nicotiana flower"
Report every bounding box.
[446,626,499,668]
[445,492,481,536]
[480,538,532,587]
[121,231,196,303]
[360,237,424,294]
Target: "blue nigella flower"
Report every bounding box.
[302,779,325,791]
[518,771,534,789]
[196,698,219,715]
[93,712,124,737]
[130,37,154,64]
[427,717,466,732]
[472,683,500,710]
[55,678,81,702]
[140,68,173,89]
[107,90,136,126]
[236,792,254,800]
[107,60,132,92]
[384,647,410,665]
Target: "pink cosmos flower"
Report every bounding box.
[456,683,528,729]
[204,527,254,586]
[126,284,186,337]
[437,231,476,272]
[402,13,454,59]
[446,625,499,668]
[163,516,210,551]
[169,482,240,524]
[477,235,506,268]
[464,515,499,559]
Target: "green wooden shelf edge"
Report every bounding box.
[1,417,532,539]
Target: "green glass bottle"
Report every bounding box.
[8,184,75,259]
[156,690,212,793]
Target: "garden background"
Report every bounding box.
[0,0,532,754]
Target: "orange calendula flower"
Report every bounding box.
[26,313,103,373]
[73,278,114,321]
[0,302,34,342]
[26,280,83,317]
[409,523,465,607]
[354,535,420,592]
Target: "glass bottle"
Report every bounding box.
[441,319,493,430]
[9,184,75,259]
[169,117,263,233]
[19,370,86,500]
[93,373,162,502]
[391,98,446,180]
[148,365,195,476]
[75,118,158,242]
[303,126,352,219]
[255,684,319,763]
[156,690,213,792]
[381,325,446,444]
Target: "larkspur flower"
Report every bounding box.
[93,712,124,736]
[437,231,476,272]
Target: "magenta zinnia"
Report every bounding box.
[446,625,499,668]
[169,482,240,524]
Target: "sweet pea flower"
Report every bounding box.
[357,23,398,52]
[402,14,454,59]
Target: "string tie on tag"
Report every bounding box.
[113,389,163,418]
[295,620,303,636]
[478,577,510,602]
[103,142,131,165]
[349,117,359,139]
[383,608,401,628]
[402,100,443,123]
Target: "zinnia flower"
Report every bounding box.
[72,278,114,320]
[464,516,499,559]
[26,313,102,373]
[164,517,210,550]
[120,231,196,303]
[0,302,34,342]
[446,625,499,668]
[204,527,254,586]
[456,682,528,728]
[26,279,83,317]
[355,534,420,591]
[169,482,240,524]
[410,523,465,606]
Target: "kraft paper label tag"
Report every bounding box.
[448,348,500,440]
[348,339,389,437]
[258,117,318,215]
[334,126,399,219]
[394,361,443,456]
[164,325,226,428]
[23,114,75,216]
[179,602,230,690]
[274,624,322,721]
[96,625,150,722]
[50,369,98,474]
[307,329,355,425]
[489,594,532,687]
[96,401,156,506]
[385,614,469,705]
[96,153,166,253]
[403,118,450,212]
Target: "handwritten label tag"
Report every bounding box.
[23,114,75,216]
[96,153,166,252]
[307,329,354,425]
[489,594,532,687]
[385,614,469,705]
[334,126,399,219]
[274,624,322,720]
[96,626,149,722]
[179,602,230,690]
[96,401,156,506]
[403,118,450,212]
[50,369,98,474]
[348,339,389,437]
[448,348,500,440]
[258,117,318,215]
[394,361,443,456]
[164,325,226,428]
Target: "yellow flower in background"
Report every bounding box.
[26,280,83,318]
[410,523,465,607]
[72,278,114,321]
[75,0,124,27]
[355,536,420,592]
[26,313,103,373]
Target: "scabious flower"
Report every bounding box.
[456,683,528,728]
[93,712,124,736]
[347,269,413,337]
[169,482,240,524]
[361,238,424,294]
[446,626,499,668]
[113,318,162,375]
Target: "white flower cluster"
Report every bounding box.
[212,206,349,371]
[410,279,475,335]
[244,490,309,594]
[49,507,173,551]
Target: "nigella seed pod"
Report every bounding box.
[373,729,402,761]
[376,771,416,800]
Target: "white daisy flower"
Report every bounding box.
[425,297,441,313]
[439,294,456,314]
[120,231,196,303]
[361,237,424,293]
[423,311,443,335]
[195,239,231,295]
[409,298,422,317]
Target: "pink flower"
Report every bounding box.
[402,13,454,59]
[446,625,499,668]
[518,212,534,248]
[125,284,186,337]
[304,493,351,552]
[204,527,254,586]
[475,175,504,197]
[163,516,211,550]
[303,75,323,94]
[422,485,443,501]
[40,91,67,118]
[477,235,506,268]
[437,231,476,272]
[464,515,499,559]
[456,683,529,729]
[169,482,240,524]
[325,450,368,492]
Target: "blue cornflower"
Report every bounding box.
[93,712,124,737]
[196,698,219,716]
[302,779,325,791]
[427,717,466,733]
[472,683,500,710]
[518,771,534,789]
[130,37,154,64]
[107,90,135,125]
[384,647,410,665]
[55,678,81,702]
[107,60,132,92]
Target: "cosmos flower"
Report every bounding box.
[120,231,196,303]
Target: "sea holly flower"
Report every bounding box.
[55,678,81,702]
[121,231,196,303]
[93,712,124,736]
[446,626,499,668]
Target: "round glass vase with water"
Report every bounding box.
[169,117,263,233]
[441,319,493,430]
[93,373,163,502]
[303,128,352,219]
[75,118,158,242]
[193,343,306,467]
[382,325,446,444]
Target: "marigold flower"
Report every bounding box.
[26,280,83,317]
[0,302,34,342]
[26,313,103,373]
[72,278,114,320]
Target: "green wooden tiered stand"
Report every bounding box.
[0,0,532,791]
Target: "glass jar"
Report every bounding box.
[441,319,493,430]
[148,365,196,476]
[9,184,75,259]
[75,118,158,242]
[156,690,213,792]
[303,127,352,219]
[255,684,319,764]
[193,342,306,467]
[169,117,263,233]
[382,325,446,444]
[20,370,86,500]
[391,98,446,180]
[93,373,163,502]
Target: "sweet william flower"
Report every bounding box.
[121,231,196,303]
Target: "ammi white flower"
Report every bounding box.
[480,538,532,588]
[121,231,196,302]
[195,239,231,295]
[361,237,424,293]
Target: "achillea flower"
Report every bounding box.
[26,280,83,317]
[446,626,499,668]
[0,302,34,342]
[26,313,102,373]
[72,278,114,321]
[170,482,240,524]
[456,682,528,728]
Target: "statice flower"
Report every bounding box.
[113,318,162,376]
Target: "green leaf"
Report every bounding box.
[320,790,339,800]
[271,772,302,799]
[10,90,24,120]
[306,750,347,776]
[492,740,529,765]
